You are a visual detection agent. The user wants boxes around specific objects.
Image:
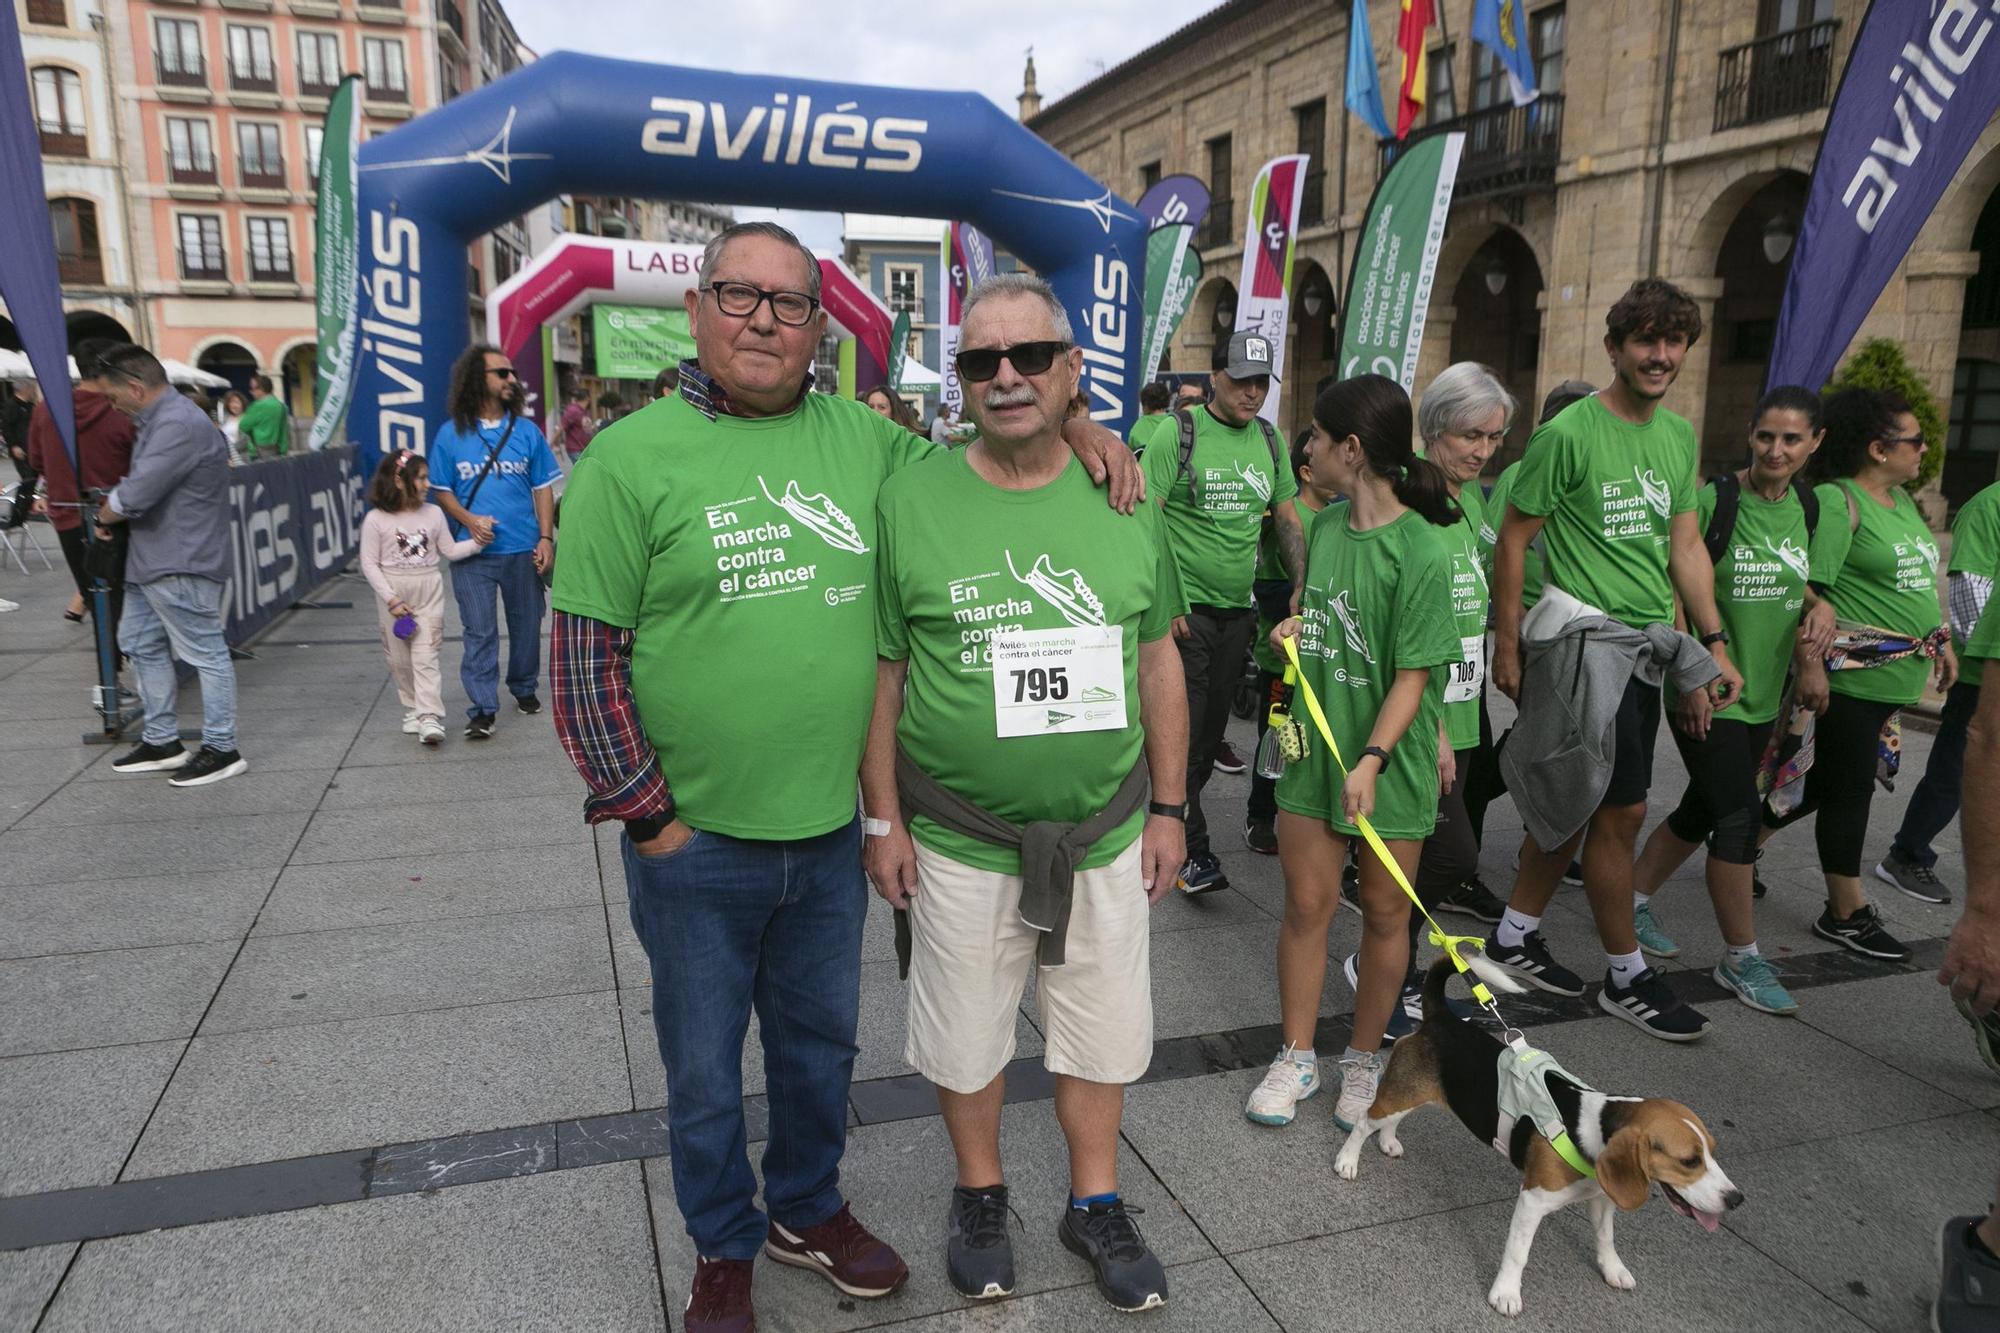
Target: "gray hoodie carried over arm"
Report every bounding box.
[1497,586,1721,850]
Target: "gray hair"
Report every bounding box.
[701,220,821,300]
[960,273,1074,344]
[1418,361,1517,444]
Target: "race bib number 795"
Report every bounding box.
[991,625,1126,737]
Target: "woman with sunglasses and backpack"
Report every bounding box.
[1245,374,1461,1134]
[1759,387,1955,966]
[1626,387,1831,1015]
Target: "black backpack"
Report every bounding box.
[1702,471,1820,566]
[1171,407,1282,499]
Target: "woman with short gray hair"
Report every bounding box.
[1385,364,1516,1024]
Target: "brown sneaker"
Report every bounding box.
[763,1203,909,1298]
[684,1256,755,1333]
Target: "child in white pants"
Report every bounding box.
[359,450,486,744]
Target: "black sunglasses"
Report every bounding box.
[486,366,518,380]
[955,340,1071,383]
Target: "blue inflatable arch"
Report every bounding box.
[348,53,1147,476]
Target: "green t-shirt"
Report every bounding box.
[1439,483,1489,752]
[1809,478,1942,706]
[551,392,934,839]
[1506,396,1697,627]
[1275,505,1460,841]
[1127,413,1174,457]
[237,395,288,454]
[1695,480,1812,725]
[875,451,1177,874]
[1480,462,1545,610]
[1947,481,2000,687]
[1253,495,1314,675]
[1140,408,1296,610]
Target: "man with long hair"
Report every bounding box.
[427,344,560,739]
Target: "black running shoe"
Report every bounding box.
[515,694,542,716]
[1339,862,1361,916]
[1752,849,1768,900]
[1058,1199,1167,1313]
[111,740,189,773]
[945,1185,1016,1300]
[1436,875,1507,923]
[1811,903,1910,961]
[464,713,496,740]
[1177,852,1228,895]
[1244,818,1278,855]
[1485,931,1585,997]
[1955,1000,2000,1076]
[168,746,248,787]
[1562,860,1585,886]
[1597,967,1710,1042]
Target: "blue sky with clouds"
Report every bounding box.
[504,0,1220,250]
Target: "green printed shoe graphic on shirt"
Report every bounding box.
[759,475,870,553]
[1808,478,1943,707]
[1676,480,1812,726]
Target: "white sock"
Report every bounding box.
[1633,892,1651,909]
[1340,1045,1372,1065]
[1607,950,1646,987]
[1726,942,1761,966]
[1497,908,1540,949]
[1283,1045,1317,1066]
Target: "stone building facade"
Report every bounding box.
[1026,0,2000,514]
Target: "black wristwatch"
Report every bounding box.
[625,806,675,844]
[1147,800,1187,821]
[1358,745,1392,771]
[1700,629,1730,648]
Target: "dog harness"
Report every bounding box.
[1495,1042,1596,1179]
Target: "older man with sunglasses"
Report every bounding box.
[549,222,1140,1333]
[862,274,1187,1314]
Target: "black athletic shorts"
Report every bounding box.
[1602,676,1663,808]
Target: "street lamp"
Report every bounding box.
[1762,213,1797,265]
[1484,254,1509,297]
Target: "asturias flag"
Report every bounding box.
[1471,0,1539,107]
[1394,0,1435,140]
[1345,0,1393,140]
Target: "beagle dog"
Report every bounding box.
[1333,956,1744,1316]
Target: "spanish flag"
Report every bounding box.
[1394,0,1434,139]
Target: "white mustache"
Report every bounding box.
[984,389,1039,409]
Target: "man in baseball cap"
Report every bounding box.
[1140,329,1302,895]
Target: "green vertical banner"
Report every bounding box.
[887,311,910,392]
[1337,131,1463,391]
[1140,222,1201,384]
[307,77,362,452]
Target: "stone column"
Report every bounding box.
[1660,274,1724,448]
[1903,250,1982,521]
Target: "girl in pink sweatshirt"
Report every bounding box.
[360,450,486,744]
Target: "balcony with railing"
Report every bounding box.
[436,0,465,43]
[1714,20,1839,133]
[1379,93,1564,200]
[156,56,206,90]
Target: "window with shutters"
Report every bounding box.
[362,37,407,101]
[154,18,205,88]
[227,26,277,93]
[247,217,294,282]
[297,32,341,98]
[31,67,86,157]
[178,214,227,281]
[165,117,217,184]
[238,122,285,189]
[50,198,102,285]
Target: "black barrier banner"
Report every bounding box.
[222,445,361,645]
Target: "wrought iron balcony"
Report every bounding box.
[1714,19,1839,133]
[1378,93,1564,201]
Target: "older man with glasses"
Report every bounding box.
[427,343,562,739]
[548,222,1139,1333]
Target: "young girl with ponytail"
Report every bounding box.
[1243,374,1464,1134]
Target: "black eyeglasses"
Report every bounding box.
[486,366,518,380]
[955,341,1072,383]
[701,281,820,327]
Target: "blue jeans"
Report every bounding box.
[621,817,866,1259]
[119,574,237,751]
[449,550,543,718]
[1890,680,1980,868]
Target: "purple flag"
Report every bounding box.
[1136,174,1211,235]
[1767,0,2000,390]
[0,3,77,464]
